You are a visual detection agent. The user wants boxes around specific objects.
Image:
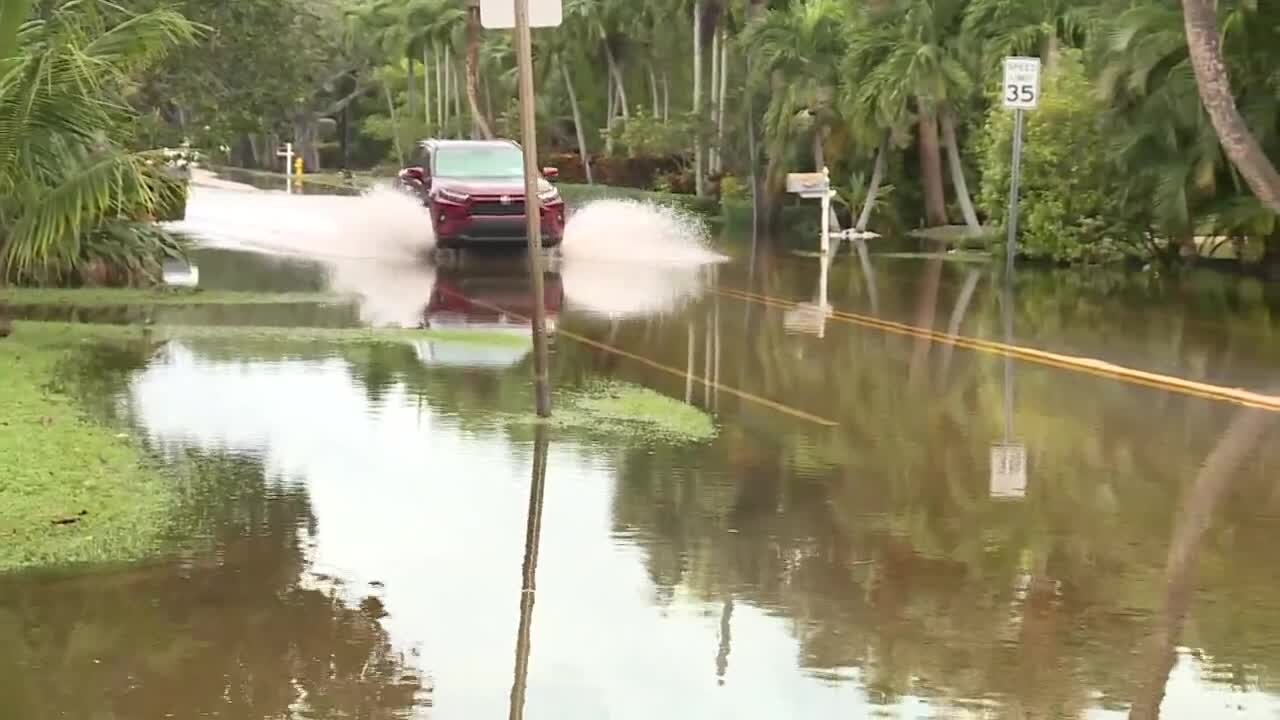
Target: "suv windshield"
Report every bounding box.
[433,145,523,178]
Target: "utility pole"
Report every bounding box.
[515,0,551,417]
[481,0,561,417]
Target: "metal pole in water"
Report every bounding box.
[513,0,551,417]
[1005,109,1025,278]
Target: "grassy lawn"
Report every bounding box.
[0,324,173,572]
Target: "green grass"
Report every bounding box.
[0,288,351,307]
[0,326,174,572]
[518,380,717,443]
[11,320,532,348]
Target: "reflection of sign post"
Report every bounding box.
[1002,56,1040,278]
[990,442,1027,499]
[786,168,835,256]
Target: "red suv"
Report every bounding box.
[397,139,566,249]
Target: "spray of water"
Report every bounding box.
[558,199,726,318]
[169,183,435,262]
[169,182,438,327]
[560,199,726,266]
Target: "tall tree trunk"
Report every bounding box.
[1182,0,1280,213]
[443,51,452,132]
[941,108,981,231]
[716,30,729,175]
[560,57,593,185]
[648,62,661,118]
[918,108,948,227]
[384,83,405,165]
[423,46,432,124]
[710,29,720,174]
[452,62,464,139]
[663,72,670,121]
[605,72,616,155]
[857,131,890,232]
[812,129,825,171]
[465,3,494,139]
[435,44,444,128]
[693,0,705,197]
[406,49,417,118]
[601,31,629,121]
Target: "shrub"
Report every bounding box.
[976,50,1133,264]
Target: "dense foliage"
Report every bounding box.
[4,0,1280,279]
[0,0,196,285]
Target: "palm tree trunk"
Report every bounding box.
[918,108,948,227]
[716,31,729,174]
[601,28,629,121]
[384,83,405,165]
[648,62,660,118]
[406,48,418,118]
[452,62,464,139]
[423,46,432,124]
[941,108,980,231]
[464,5,493,138]
[663,72,670,121]
[435,45,445,127]
[693,0,705,197]
[812,130,825,171]
[710,29,720,174]
[1182,0,1280,213]
[560,57,593,185]
[438,47,448,128]
[856,132,889,232]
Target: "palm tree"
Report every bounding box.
[845,0,980,230]
[961,0,1096,70]
[1182,0,1280,214]
[0,0,197,283]
[741,0,848,216]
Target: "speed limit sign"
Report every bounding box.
[1002,56,1041,110]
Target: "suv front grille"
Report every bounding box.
[472,200,525,216]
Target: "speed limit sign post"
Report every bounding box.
[1002,56,1040,277]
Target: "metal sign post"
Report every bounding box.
[482,0,562,417]
[1002,56,1040,276]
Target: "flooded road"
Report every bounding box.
[3,183,1280,719]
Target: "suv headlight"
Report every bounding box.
[435,187,470,203]
[538,186,561,203]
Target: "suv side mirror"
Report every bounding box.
[401,166,426,183]
[541,167,560,182]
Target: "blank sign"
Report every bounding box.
[479,0,562,28]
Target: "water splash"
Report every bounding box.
[559,260,703,319]
[168,183,434,262]
[169,182,438,328]
[560,199,726,266]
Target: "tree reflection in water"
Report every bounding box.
[0,451,425,719]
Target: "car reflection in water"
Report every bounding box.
[414,257,562,369]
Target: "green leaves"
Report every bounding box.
[0,0,196,283]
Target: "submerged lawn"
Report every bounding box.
[0,325,172,572]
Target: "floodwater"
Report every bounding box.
[3,181,1280,720]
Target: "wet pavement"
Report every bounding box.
[2,185,1280,719]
